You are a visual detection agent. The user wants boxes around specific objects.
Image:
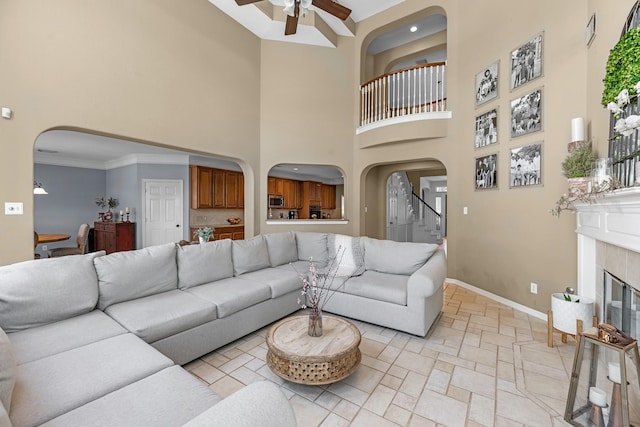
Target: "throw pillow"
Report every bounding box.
[232,235,270,276]
[264,232,298,267]
[362,237,438,275]
[327,234,365,277]
[295,232,328,265]
[94,243,178,310]
[177,239,234,289]
[0,327,16,412]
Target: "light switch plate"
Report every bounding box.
[5,202,24,215]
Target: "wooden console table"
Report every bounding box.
[266,315,361,385]
[94,222,135,254]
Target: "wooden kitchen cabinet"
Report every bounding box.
[225,171,239,208]
[191,165,243,209]
[268,177,277,195]
[213,169,226,208]
[321,184,336,209]
[190,166,214,209]
[94,222,135,254]
[214,226,244,241]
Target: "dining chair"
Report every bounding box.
[48,223,90,257]
[34,231,41,259]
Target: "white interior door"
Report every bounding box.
[143,180,183,247]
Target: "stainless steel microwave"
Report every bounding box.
[268,195,284,208]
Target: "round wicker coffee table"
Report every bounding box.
[266,314,361,385]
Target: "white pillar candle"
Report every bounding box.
[119,210,124,216]
[571,117,585,142]
[589,387,607,407]
[125,207,130,213]
[608,362,621,384]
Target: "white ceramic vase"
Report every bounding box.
[551,293,594,335]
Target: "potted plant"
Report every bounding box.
[548,292,595,347]
[193,226,214,243]
[95,197,119,221]
[561,143,595,196]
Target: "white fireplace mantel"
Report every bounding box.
[574,186,640,310]
[574,186,640,254]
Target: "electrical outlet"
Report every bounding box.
[530,282,538,294]
[42,245,47,251]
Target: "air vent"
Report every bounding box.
[37,149,59,154]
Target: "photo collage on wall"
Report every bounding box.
[474,32,544,191]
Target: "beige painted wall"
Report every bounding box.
[0,0,261,263]
[0,0,636,315]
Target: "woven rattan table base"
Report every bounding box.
[266,315,361,385]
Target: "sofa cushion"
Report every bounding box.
[8,310,126,365]
[0,328,15,414]
[95,243,178,310]
[43,366,221,427]
[104,290,217,343]
[343,271,408,305]
[236,268,301,299]
[232,236,270,276]
[184,278,271,318]
[0,252,103,332]
[177,240,233,289]
[296,232,328,264]
[327,234,365,277]
[264,232,298,267]
[362,238,438,275]
[10,333,173,427]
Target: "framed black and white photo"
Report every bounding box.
[510,88,542,138]
[510,142,542,188]
[475,61,499,106]
[510,32,543,90]
[474,108,498,148]
[475,153,498,190]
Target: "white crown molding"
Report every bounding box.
[35,153,190,170]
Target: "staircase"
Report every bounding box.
[387,173,442,244]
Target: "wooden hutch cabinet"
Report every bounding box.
[94,222,136,254]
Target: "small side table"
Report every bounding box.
[266,315,361,385]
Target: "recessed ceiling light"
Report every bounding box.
[293,167,299,171]
[410,26,418,33]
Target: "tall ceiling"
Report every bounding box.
[34,2,448,181]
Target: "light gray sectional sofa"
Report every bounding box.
[0,231,446,426]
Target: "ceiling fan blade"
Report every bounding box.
[311,0,351,20]
[235,0,261,5]
[285,13,299,35]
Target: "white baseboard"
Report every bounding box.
[446,278,547,321]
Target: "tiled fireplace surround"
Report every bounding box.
[575,187,640,320]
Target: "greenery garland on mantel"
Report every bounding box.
[601,27,640,107]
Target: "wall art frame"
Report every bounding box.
[475,60,499,107]
[510,87,543,138]
[509,141,543,188]
[474,107,498,149]
[510,32,543,90]
[475,153,498,190]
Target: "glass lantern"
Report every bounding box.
[565,327,640,426]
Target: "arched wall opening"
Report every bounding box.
[32,128,251,257]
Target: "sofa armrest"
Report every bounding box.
[407,249,447,300]
[182,381,296,427]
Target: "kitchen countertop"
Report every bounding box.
[191,223,244,229]
[265,219,349,225]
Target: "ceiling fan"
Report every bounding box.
[234,0,351,35]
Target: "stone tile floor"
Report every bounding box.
[184,282,578,426]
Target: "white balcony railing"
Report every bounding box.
[359,62,448,128]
